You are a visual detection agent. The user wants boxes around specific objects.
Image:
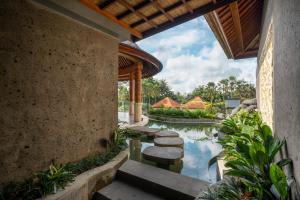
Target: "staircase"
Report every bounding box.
[93,160,209,200]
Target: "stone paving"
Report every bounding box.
[155,130,179,137]
[154,137,184,148]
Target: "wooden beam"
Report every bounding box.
[181,0,193,14]
[245,33,259,51]
[151,0,174,22]
[117,0,151,19]
[229,2,244,52]
[119,66,135,75]
[134,0,237,41]
[80,0,142,38]
[99,0,116,9]
[131,0,186,28]
[116,0,158,28]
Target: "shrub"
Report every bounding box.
[149,108,216,119]
[199,110,292,200]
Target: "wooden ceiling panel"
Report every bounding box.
[81,0,259,46]
[204,0,263,59]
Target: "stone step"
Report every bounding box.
[154,137,184,148]
[155,130,179,137]
[116,160,209,200]
[94,180,164,200]
[142,146,183,165]
[129,126,160,136]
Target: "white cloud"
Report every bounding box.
[153,41,256,93]
[137,17,257,93]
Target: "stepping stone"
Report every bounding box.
[129,126,160,136]
[116,160,209,200]
[142,146,183,165]
[154,137,184,148]
[155,130,179,138]
[94,180,164,200]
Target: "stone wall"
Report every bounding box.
[0,0,118,184]
[257,22,274,129]
[257,0,300,187]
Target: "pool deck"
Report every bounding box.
[119,114,149,128]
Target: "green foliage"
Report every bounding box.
[1,129,128,200]
[115,128,142,139]
[210,110,291,200]
[198,177,247,200]
[149,108,216,119]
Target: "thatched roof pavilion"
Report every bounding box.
[182,96,205,109]
[152,97,180,109]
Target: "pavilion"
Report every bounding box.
[152,97,181,109]
[118,41,162,122]
[182,96,205,110]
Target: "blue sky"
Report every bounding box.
[137,17,257,94]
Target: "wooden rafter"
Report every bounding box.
[80,0,142,38]
[181,0,193,14]
[117,0,151,19]
[99,0,116,9]
[131,0,187,28]
[229,2,244,53]
[134,0,237,41]
[245,33,259,51]
[151,0,174,22]
[116,0,158,28]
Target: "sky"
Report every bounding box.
[137,17,257,94]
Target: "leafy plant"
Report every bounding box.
[202,110,292,200]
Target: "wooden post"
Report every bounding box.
[129,71,135,116]
[134,62,143,122]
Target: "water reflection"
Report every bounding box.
[128,120,222,183]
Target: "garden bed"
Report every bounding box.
[148,114,221,124]
[42,148,129,200]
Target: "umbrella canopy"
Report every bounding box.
[152,97,180,109]
[182,96,205,109]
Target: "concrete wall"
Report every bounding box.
[257,0,300,187]
[0,0,118,184]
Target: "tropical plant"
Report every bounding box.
[210,110,292,200]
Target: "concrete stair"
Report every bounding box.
[94,160,209,200]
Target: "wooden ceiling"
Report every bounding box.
[81,0,238,41]
[205,0,263,59]
[118,43,162,81]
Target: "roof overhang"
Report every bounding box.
[31,0,132,40]
[79,0,238,41]
[204,0,263,59]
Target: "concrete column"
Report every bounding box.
[134,62,143,122]
[129,71,135,116]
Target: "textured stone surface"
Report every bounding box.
[94,180,164,200]
[117,160,209,200]
[129,126,160,136]
[257,22,274,129]
[154,137,184,148]
[257,0,300,191]
[155,130,179,137]
[142,146,183,165]
[0,1,118,184]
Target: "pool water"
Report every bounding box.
[118,112,222,183]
